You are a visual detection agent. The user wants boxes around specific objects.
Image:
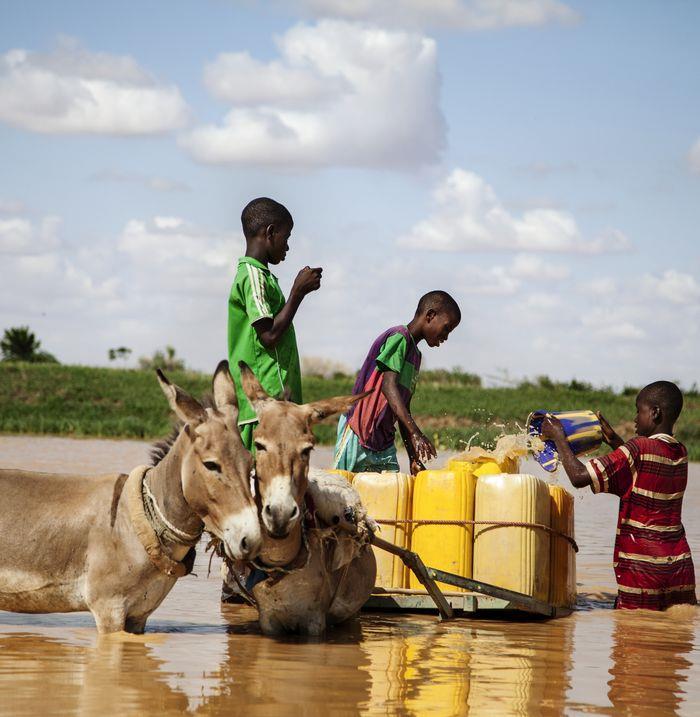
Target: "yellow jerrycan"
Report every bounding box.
[326,469,354,483]
[410,467,478,591]
[448,454,519,478]
[353,472,413,589]
[473,474,551,601]
[548,485,577,608]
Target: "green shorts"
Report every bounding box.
[333,414,399,473]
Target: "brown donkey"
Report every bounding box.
[0,361,260,633]
[233,363,377,635]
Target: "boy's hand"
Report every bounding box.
[291,266,322,298]
[597,411,624,449]
[540,415,566,442]
[410,457,426,476]
[410,430,437,464]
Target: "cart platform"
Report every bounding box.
[364,587,572,618]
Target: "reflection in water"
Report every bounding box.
[608,607,697,717]
[466,619,574,716]
[195,609,372,716]
[362,619,471,715]
[0,438,699,715]
[358,615,576,716]
[0,633,189,716]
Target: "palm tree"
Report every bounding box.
[0,326,58,363]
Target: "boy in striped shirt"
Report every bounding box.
[542,381,696,610]
[227,197,322,450]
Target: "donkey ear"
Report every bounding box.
[238,361,272,405]
[212,360,239,421]
[156,369,207,424]
[304,390,371,425]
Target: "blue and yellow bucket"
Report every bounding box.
[527,410,603,472]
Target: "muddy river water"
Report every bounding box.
[0,435,698,715]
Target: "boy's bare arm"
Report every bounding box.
[381,372,436,465]
[398,417,425,475]
[541,417,591,488]
[254,267,321,349]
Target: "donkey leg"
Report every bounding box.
[258,611,285,636]
[303,612,327,637]
[124,615,149,634]
[90,601,127,634]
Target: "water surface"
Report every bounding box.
[0,435,698,715]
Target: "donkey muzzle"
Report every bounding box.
[222,509,262,561]
[263,501,300,538]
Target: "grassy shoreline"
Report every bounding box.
[1,363,699,460]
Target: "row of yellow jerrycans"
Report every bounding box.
[328,456,576,609]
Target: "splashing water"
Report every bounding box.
[452,432,546,466]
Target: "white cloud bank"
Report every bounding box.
[0,215,61,255]
[0,37,188,134]
[293,0,580,30]
[398,169,630,253]
[0,209,243,367]
[643,270,700,305]
[182,20,444,168]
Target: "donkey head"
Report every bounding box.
[156,361,261,561]
[239,361,366,539]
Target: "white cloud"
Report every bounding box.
[689,138,700,173]
[0,212,244,367]
[117,216,243,296]
[0,215,61,254]
[0,215,120,321]
[460,264,521,295]
[182,21,444,168]
[509,253,570,280]
[0,37,188,134]
[203,51,347,107]
[398,169,631,254]
[643,270,700,305]
[582,314,646,341]
[578,276,617,295]
[293,0,580,30]
[457,254,569,295]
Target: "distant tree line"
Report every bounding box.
[1,326,57,363]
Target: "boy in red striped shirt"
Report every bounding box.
[542,381,696,610]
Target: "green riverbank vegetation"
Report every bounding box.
[1,363,698,461]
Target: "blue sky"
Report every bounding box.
[0,0,698,388]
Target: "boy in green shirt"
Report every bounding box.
[334,291,461,475]
[228,197,322,449]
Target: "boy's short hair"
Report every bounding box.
[415,290,461,322]
[241,197,293,239]
[638,381,684,422]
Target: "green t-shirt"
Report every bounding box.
[376,332,420,394]
[227,257,302,425]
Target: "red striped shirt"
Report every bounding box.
[586,434,696,610]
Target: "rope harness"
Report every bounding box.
[125,465,200,578]
[142,472,202,547]
[374,518,578,552]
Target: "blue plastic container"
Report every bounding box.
[527,410,603,472]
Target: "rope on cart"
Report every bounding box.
[374,518,578,553]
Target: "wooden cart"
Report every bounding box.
[367,535,571,620]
